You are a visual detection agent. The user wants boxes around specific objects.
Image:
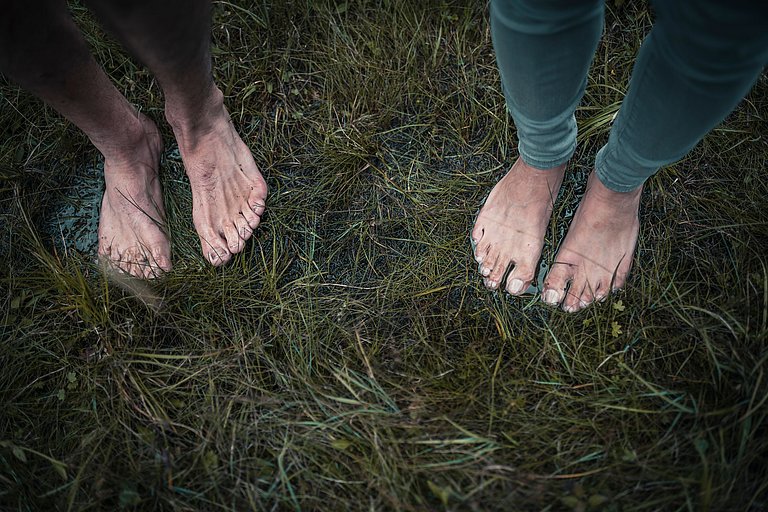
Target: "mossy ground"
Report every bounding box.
[1,1,767,510]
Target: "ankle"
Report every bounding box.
[164,84,224,137]
[89,111,148,162]
[589,171,643,204]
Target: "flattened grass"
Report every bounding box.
[2,1,768,510]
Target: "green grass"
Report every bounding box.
[2,1,768,510]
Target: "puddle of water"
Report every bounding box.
[44,162,104,255]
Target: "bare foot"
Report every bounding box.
[471,158,566,293]
[542,170,642,313]
[97,114,171,279]
[167,87,267,266]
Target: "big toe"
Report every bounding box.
[542,262,573,307]
[200,232,231,266]
[146,247,171,278]
[505,262,536,296]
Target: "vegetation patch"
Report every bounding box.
[1,1,767,510]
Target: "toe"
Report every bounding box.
[234,215,254,243]
[248,189,266,218]
[542,261,574,307]
[200,231,231,266]
[474,239,491,265]
[112,248,130,275]
[223,223,245,254]
[208,246,232,266]
[591,280,609,303]
[505,262,536,296]
[471,222,484,246]
[123,248,144,278]
[479,248,499,284]
[147,247,171,278]
[241,207,261,231]
[561,281,585,313]
[152,247,172,273]
[576,288,597,312]
[487,253,511,286]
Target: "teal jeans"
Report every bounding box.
[490,0,768,192]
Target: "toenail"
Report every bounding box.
[563,304,576,313]
[543,289,560,305]
[488,280,498,289]
[507,278,524,294]
[481,267,491,277]
[475,255,484,264]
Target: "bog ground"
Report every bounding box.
[1,1,767,510]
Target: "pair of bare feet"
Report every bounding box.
[472,158,642,313]
[96,87,267,278]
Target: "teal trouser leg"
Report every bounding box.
[490,0,604,170]
[596,1,768,192]
[492,0,768,191]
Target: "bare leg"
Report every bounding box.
[0,0,171,278]
[84,0,268,266]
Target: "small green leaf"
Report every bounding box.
[331,439,351,450]
[57,389,66,401]
[621,448,637,462]
[611,321,622,337]
[203,449,219,469]
[427,480,451,506]
[612,300,625,312]
[582,318,593,327]
[52,461,68,481]
[12,445,27,463]
[67,371,77,383]
[335,2,348,14]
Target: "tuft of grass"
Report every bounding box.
[2,1,768,510]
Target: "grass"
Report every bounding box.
[1,0,768,510]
